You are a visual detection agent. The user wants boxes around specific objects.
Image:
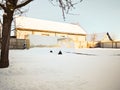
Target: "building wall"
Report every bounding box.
[16,29,86,48]
[101,41,120,48]
[16,30,33,39]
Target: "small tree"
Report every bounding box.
[0,0,83,68]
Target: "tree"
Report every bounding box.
[50,0,83,20]
[0,0,83,68]
[0,0,33,68]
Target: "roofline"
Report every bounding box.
[16,28,86,36]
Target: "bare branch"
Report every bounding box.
[52,0,83,20]
[43,0,83,20]
[0,3,6,11]
[48,0,56,6]
[15,0,33,9]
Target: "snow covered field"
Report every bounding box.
[0,48,120,90]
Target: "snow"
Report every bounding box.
[0,48,120,90]
[15,16,86,35]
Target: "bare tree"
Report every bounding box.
[0,0,83,68]
[0,0,33,68]
[49,0,83,20]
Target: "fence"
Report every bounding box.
[0,38,26,49]
[100,41,120,48]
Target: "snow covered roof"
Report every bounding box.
[110,33,120,41]
[15,16,86,35]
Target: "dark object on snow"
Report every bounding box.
[58,50,62,55]
[50,50,53,53]
[23,43,26,49]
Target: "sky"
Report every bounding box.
[24,0,120,35]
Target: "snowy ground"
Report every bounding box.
[0,48,120,90]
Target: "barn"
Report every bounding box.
[15,16,87,48]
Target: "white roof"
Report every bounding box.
[15,16,86,35]
[111,33,120,41]
[86,32,112,42]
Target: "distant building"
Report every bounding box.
[86,32,120,48]
[100,33,120,48]
[86,32,113,48]
[14,16,87,48]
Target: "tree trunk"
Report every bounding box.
[0,12,13,68]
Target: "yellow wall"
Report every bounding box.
[16,29,86,48]
[16,30,32,39]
